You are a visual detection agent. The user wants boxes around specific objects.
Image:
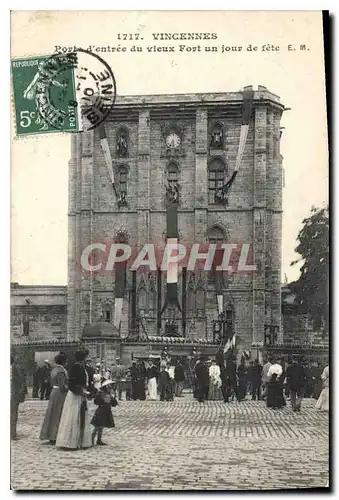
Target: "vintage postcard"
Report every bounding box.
[10,11,329,491]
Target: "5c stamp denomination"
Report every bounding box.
[11,49,116,136]
[11,54,79,136]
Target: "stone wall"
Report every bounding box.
[11,285,67,342]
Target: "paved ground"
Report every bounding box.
[11,395,329,491]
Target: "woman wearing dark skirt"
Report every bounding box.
[40,352,68,444]
[135,360,147,400]
[266,373,286,409]
[91,380,118,446]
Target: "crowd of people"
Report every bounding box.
[10,348,329,448]
[190,351,329,411]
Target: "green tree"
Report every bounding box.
[290,206,329,332]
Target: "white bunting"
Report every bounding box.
[235,124,249,173]
[114,297,123,329]
[100,137,115,186]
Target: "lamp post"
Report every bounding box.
[213,320,221,343]
[220,312,226,342]
[213,312,226,344]
[264,324,271,345]
[272,325,279,344]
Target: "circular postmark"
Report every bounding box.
[34,48,116,132]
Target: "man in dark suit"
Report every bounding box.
[194,356,210,403]
[32,362,40,398]
[39,360,52,400]
[248,359,263,400]
[85,358,95,398]
[224,357,240,402]
[11,354,27,440]
[285,355,307,412]
[174,360,186,397]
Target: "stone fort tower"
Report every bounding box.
[67,86,284,353]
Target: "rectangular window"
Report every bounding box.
[208,238,224,284]
[208,167,225,204]
[104,310,111,323]
[119,168,128,194]
[23,321,29,336]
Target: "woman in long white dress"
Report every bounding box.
[315,365,329,411]
[93,364,102,394]
[209,360,222,400]
[56,348,93,449]
[147,361,158,400]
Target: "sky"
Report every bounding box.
[10,11,328,285]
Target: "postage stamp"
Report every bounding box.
[11,54,79,136]
[11,49,116,136]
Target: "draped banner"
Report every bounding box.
[131,270,137,332]
[157,267,162,331]
[166,204,178,304]
[98,123,118,197]
[161,202,181,314]
[98,123,124,329]
[182,266,187,336]
[217,294,223,315]
[235,88,254,171]
[113,298,123,329]
[113,255,126,329]
[223,333,236,356]
[220,89,254,202]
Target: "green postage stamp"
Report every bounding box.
[11,54,79,136]
[11,50,116,137]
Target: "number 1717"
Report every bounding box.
[117,33,141,40]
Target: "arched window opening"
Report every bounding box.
[148,275,157,314]
[118,166,128,194]
[196,288,206,317]
[23,319,30,336]
[104,308,112,323]
[116,128,129,158]
[208,226,225,245]
[208,226,226,285]
[208,159,226,205]
[210,123,224,149]
[187,275,195,314]
[138,289,147,314]
[138,275,148,316]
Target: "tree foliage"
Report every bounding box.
[290,206,329,332]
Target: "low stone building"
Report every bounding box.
[10,283,67,342]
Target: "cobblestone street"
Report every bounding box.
[11,396,329,491]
